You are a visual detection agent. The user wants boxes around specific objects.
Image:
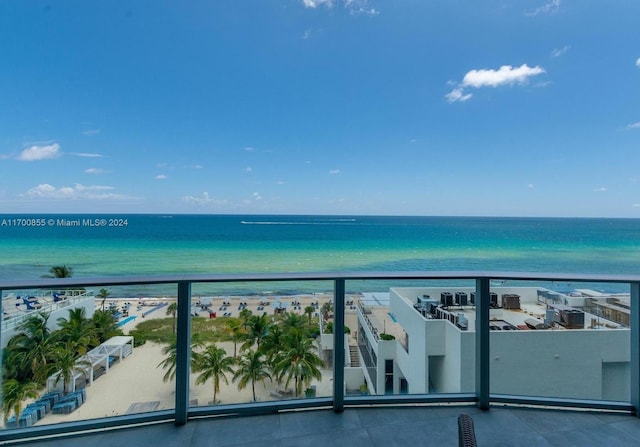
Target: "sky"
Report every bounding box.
[1,0,639,217]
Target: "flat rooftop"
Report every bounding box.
[393,287,627,333]
[359,293,406,342]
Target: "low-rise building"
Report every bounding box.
[355,287,630,402]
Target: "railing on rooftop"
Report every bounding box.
[1,271,639,444]
[2,290,94,332]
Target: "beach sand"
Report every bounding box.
[34,293,360,426]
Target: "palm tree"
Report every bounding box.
[96,288,110,311]
[238,308,253,330]
[233,349,271,402]
[241,314,270,351]
[194,344,235,404]
[7,313,56,384]
[260,324,283,356]
[2,379,39,422]
[321,302,332,320]
[226,319,246,358]
[50,341,90,394]
[259,324,285,386]
[304,306,315,324]
[157,336,203,383]
[166,302,178,334]
[91,309,120,344]
[42,265,74,278]
[158,341,179,383]
[57,307,98,355]
[280,313,307,334]
[273,330,324,397]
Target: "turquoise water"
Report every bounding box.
[1,214,639,295]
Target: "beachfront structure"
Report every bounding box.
[1,290,95,348]
[46,336,134,394]
[355,287,630,401]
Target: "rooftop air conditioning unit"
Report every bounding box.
[441,292,453,307]
[455,292,468,306]
[501,294,521,310]
[558,309,584,329]
[525,318,545,330]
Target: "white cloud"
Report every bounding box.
[303,0,378,16]
[463,64,546,88]
[551,45,570,57]
[526,0,560,16]
[244,147,255,152]
[70,152,103,158]
[82,129,100,136]
[17,143,61,161]
[85,168,105,174]
[245,166,253,173]
[446,64,546,103]
[633,204,640,208]
[593,187,607,192]
[155,174,168,180]
[329,169,342,175]
[276,181,285,185]
[345,0,379,16]
[23,183,132,200]
[302,0,334,8]
[636,58,640,67]
[528,183,535,189]
[252,192,262,201]
[445,87,473,104]
[626,122,640,129]
[303,29,312,39]
[183,192,228,206]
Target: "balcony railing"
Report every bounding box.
[1,271,639,443]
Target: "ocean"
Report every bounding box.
[1,214,639,296]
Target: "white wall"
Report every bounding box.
[390,288,429,394]
[2,298,96,348]
[489,329,629,400]
[345,367,364,392]
[390,287,631,401]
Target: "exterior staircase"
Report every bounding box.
[349,345,360,367]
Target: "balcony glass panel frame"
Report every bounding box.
[1,271,638,443]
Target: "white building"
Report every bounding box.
[1,290,96,348]
[355,287,630,402]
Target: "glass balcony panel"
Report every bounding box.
[488,281,631,403]
[0,273,636,439]
[187,281,333,407]
[1,284,174,430]
[344,280,476,399]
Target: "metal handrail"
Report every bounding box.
[2,270,640,290]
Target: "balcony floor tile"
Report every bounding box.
[10,406,640,447]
